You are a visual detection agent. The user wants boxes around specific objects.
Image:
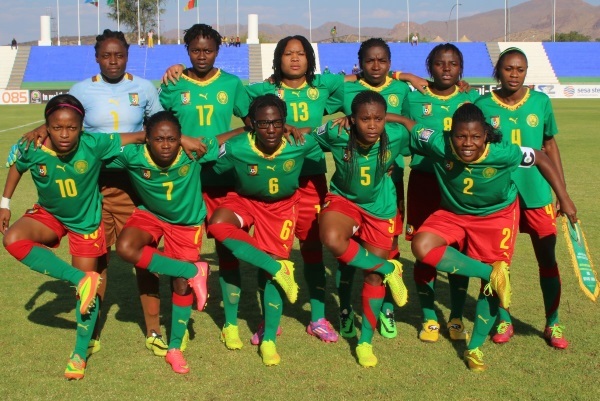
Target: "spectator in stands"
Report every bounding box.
[235,36,241,47]
[230,35,235,47]
[223,35,229,47]
[147,30,154,48]
[11,38,17,50]
[351,64,360,75]
[411,33,418,46]
[331,26,337,43]
[323,66,331,74]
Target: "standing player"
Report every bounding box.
[404,43,478,343]
[304,91,408,367]
[0,94,146,380]
[111,111,239,374]
[158,25,251,343]
[326,38,412,340]
[206,94,324,365]
[400,103,576,370]
[475,47,570,348]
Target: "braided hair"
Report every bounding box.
[184,24,222,51]
[94,29,129,55]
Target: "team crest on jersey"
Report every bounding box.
[307,88,319,100]
[38,164,47,177]
[406,224,414,235]
[388,94,399,108]
[248,164,258,175]
[178,165,190,177]
[217,91,228,105]
[142,169,151,179]
[527,114,539,127]
[482,167,497,178]
[181,91,191,105]
[422,103,432,116]
[74,160,88,174]
[276,89,285,100]
[445,160,454,171]
[490,116,500,129]
[417,128,434,142]
[129,93,139,106]
[384,150,392,162]
[342,147,352,162]
[283,159,295,172]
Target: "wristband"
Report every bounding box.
[392,71,402,80]
[0,197,10,209]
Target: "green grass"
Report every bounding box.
[0,101,599,400]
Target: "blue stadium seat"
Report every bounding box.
[543,42,600,78]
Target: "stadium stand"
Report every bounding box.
[543,42,600,83]
[498,42,559,84]
[0,46,18,89]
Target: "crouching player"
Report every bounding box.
[0,94,146,380]
[399,103,577,371]
[207,94,323,366]
[110,111,240,374]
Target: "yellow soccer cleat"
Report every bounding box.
[383,260,408,307]
[447,318,469,341]
[146,330,168,357]
[419,320,440,343]
[464,347,487,372]
[76,272,101,315]
[64,354,86,380]
[273,260,299,304]
[259,340,281,366]
[356,343,378,368]
[221,324,243,350]
[489,261,511,309]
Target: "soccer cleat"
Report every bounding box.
[165,349,189,374]
[64,354,86,380]
[146,330,169,357]
[259,340,281,366]
[250,321,282,346]
[464,348,487,372]
[383,260,408,307]
[76,272,101,315]
[273,260,299,303]
[491,321,514,344]
[378,310,397,339]
[544,324,569,349]
[221,324,243,350]
[306,318,339,343]
[488,261,511,309]
[180,329,189,352]
[188,261,210,311]
[86,339,101,357]
[356,343,378,367]
[339,309,357,338]
[419,320,440,343]
[447,318,469,341]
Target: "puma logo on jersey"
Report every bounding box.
[450,266,459,274]
[43,269,50,275]
[230,291,241,297]
[56,165,66,172]
[283,244,289,250]
[159,172,169,176]
[441,105,450,112]
[464,167,473,174]
[477,315,489,324]
[198,93,208,100]
[268,302,281,310]
[266,165,276,171]
[509,117,518,124]
[178,319,188,326]
[291,91,301,97]
[108,99,119,105]
[93,243,100,249]
[77,323,89,331]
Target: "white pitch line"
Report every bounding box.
[0,120,45,134]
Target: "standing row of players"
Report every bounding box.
[0,24,577,378]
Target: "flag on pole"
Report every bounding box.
[85,0,99,6]
[184,0,197,11]
[107,0,114,5]
[562,217,599,302]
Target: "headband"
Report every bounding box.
[45,103,84,117]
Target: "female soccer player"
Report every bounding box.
[475,47,570,349]
[305,91,408,367]
[111,111,241,374]
[398,103,576,371]
[326,38,412,341]
[404,43,479,343]
[207,94,324,366]
[0,94,146,380]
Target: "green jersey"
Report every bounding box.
[245,74,345,176]
[213,133,324,201]
[407,87,480,173]
[311,121,405,219]
[409,124,523,216]
[15,132,123,233]
[107,138,220,225]
[475,89,558,208]
[159,69,250,187]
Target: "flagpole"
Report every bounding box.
[98,0,100,35]
[217,0,219,32]
[236,0,239,37]
[197,3,199,24]
[177,0,181,44]
[77,0,81,45]
[117,0,120,31]
[56,0,60,46]
[157,0,161,45]
[137,0,141,45]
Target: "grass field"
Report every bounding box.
[0,101,599,400]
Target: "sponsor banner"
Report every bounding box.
[29,89,70,104]
[535,84,600,99]
[0,90,30,105]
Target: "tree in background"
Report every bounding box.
[555,31,591,42]
[107,0,166,37]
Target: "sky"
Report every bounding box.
[2,0,600,44]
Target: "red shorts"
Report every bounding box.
[124,208,202,262]
[393,209,404,237]
[405,169,441,241]
[418,200,519,264]
[23,205,107,258]
[294,174,328,242]
[202,185,233,220]
[321,194,395,251]
[99,171,138,247]
[220,192,299,259]
[519,204,557,237]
